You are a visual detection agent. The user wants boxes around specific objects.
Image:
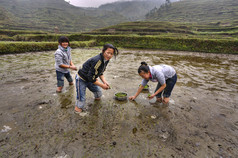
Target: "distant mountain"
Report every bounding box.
[99,0,178,21]
[0,0,128,32]
[146,0,238,23]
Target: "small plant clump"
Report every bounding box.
[115,93,127,97]
[144,85,149,89]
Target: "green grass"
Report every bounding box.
[1,32,237,54]
[0,40,96,54]
[87,21,238,40]
[92,34,238,54]
[0,29,47,37]
[3,21,237,42]
[1,21,237,54]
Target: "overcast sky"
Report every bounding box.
[67,0,180,8]
[67,0,131,8]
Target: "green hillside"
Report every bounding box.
[86,21,238,40]
[99,0,164,21]
[99,0,180,21]
[146,0,238,23]
[0,0,128,32]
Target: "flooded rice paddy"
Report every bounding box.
[0,48,238,157]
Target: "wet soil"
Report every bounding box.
[0,48,238,157]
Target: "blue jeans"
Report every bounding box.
[155,74,177,98]
[75,74,102,109]
[56,70,73,87]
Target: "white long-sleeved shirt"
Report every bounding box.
[141,65,176,86]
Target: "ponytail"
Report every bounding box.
[138,62,149,73]
[141,62,147,66]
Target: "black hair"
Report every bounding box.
[58,36,70,46]
[138,62,150,74]
[102,43,119,58]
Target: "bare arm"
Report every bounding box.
[69,60,77,70]
[99,75,106,84]
[129,85,144,100]
[59,63,77,70]
[148,84,166,99]
[59,60,77,70]
[93,79,109,90]
[59,64,71,69]
[99,75,109,86]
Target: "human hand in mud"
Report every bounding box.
[148,94,155,99]
[69,66,77,71]
[104,81,110,88]
[129,96,136,101]
[101,84,110,90]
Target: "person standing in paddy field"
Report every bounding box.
[129,62,177,104]
[75,44,119,113]
[54,36,77,93]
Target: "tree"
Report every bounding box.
[165,0,171,8]
[166,0,171,5]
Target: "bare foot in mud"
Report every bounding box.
[74,106,82,113]
[163,97,169,104]
[56,86,63,93]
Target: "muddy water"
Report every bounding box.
[0,48,237,157]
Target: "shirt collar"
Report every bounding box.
[58,45,69,52]
[149,66,153,79]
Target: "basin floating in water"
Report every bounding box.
[114,92,127,101]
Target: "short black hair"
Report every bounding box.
[58,36,70,46]
[102,43,119,58]
[138,62,149,74]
